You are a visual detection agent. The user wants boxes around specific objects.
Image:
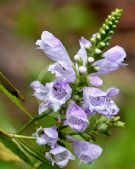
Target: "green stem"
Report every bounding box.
[11,134,36,140]
[17,109,52,134]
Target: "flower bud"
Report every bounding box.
[94,66,99,71]
[85,43,91,49]
[97,123,108,132]
[95,48,102,54]
[114,121,125,128]
[74,54,80,61]
[79,66,87,73]
[88,57,95,63]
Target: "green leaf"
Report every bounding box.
[17,140,51,166]
[0,84,32,119]
[0,129,34,166]
[0,72,25,101]
[17,109,52,134]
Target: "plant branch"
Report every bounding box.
[17,109,52,134]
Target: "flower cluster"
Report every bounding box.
[30,9,126,168]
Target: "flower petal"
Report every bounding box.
[65,101,89,132]
[104,46,126,63]
[30,81,48,100]
[89,76,103,87]
[48,63,76,83]
[106,87,119,97]
[36,31,72,66]
[66,136,103,164]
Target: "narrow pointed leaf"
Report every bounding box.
[0,84,32,119]
[0,129,34,166]
[0,72,25,101]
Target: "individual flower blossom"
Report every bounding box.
[66,136,103,164]
[74,37,91,66]
[74,36,103,87]
[36,31,76,82]
[30,80,72,114]
[83,87,119,118]
[92,46,127,76]
[64,101,89,132]
[45,145,75,168]
[33,126,58,148]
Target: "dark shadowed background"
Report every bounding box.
[0,0,135,169]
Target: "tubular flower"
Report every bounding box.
[92,46,127,76]
[45,145,75,168]
[30,80,72,114]
[64,101,89,132]
[66,136,103,164]
[33,126,58,148]
[83,87,119,117]
[36,31,76,82]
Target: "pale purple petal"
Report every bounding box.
[36,31,76,82]
[31,80,72,114]
[65,101,89,132]
[33,126,58,148]
[46,81,72,112]
[92,46,127,76]
[74,37,91,66]
[76,48,87,66]
[106,87,119,97]
[92,59,119,76]
[80,37,91,48]
[92,33,97,39]
[89,76,103,87]
[39,101,50,115]
[83,87,119,118]
[36,31,72,66]
[45,145,75,168]
[66,136,103,164]
[30,81,48,100]
[48,63,76,83]
[104,46,126,63]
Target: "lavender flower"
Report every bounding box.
[74,36,103,87]
[30,80,72,114]
[36,31,76,82]
[45,145,75,168]
[92,46,127,76]
[83,87,119,118]
[74,37,91,66]
[64,101,89,132]
[66,136,103,164]
[33,126,58,148]
[89,75,103,87]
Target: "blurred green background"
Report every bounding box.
[0,0,135,169]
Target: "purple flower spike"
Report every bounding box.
[66,136,103,164]
[92,46,127,76]
[64,101,89,132]
[30,80,72,114]
[33,126,58,148]
[36,31,76,82]
[83,87,119,118]
[45,145,75,168]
